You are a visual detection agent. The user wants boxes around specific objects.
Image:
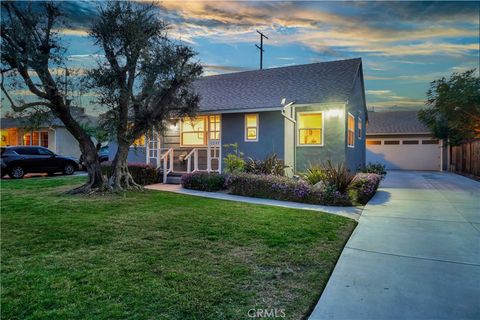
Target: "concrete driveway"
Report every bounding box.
[309,171,480,320]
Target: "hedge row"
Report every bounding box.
[181,171,382,206]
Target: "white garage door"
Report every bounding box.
[366,138,441,171]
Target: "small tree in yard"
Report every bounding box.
[88,1,202,191]
[418,69,480,145]
[1,2,105,193]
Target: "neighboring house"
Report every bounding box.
[366,110,446,171]
[112,58,367,179]
[0,108,96,158]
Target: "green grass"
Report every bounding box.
[1,176,356,320]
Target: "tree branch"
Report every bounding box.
[1,72,52,111]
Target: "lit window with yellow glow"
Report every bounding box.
[22,130,48,147]
[132,135,146,147]
[347,113,355,147]
[181,117,206,146]
[245,114,258,141]
[209,115,221,140]
[298,113,323,145]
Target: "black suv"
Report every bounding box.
[1,146,79,179]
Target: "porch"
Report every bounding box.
[145,115,222,183]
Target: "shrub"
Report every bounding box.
[360,162,387,178]
[226,173,351,206]
[101,162,159,186]
[181,172,226,192]
[301,164,326,185]
[348,173,382,205]
[302,161,354,193]
[223,143,245,174]
[245,153,287,176]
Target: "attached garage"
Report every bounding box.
[366,111,444,171]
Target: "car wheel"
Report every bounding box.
[63,163,75,175]
[8,165,25,179]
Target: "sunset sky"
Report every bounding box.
[3,1,480,114]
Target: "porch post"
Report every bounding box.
[145,131,150,165]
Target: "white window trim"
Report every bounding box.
[347,112,355,148]
[296,111,324,147]
[244,113,259,142]
[358,117,362,140]
[180,116,208,147]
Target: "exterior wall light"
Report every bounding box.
[326,109,342,118]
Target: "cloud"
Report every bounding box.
[203,64,249,75]
[153,1,479,58]
[366,90,408,100]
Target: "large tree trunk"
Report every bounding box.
[75,137,106,193]
[108,140,141,191]
[51,104,107,194]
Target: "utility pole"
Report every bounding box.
[255,30,268,70]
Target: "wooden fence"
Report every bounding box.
[449,139,480,177]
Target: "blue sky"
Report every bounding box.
[3,1,480,114]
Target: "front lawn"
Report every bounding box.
[1,176,356,319]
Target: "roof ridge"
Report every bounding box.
[199,57,362,79]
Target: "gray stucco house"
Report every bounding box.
[112,58,367,180]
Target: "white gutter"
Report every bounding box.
[199,106,283,115]
[366,132,432,136]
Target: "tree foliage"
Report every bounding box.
[88,1,203,190]
[1,1,106,193]
[418,69,480,145]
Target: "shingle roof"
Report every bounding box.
[0,108,97,129]
[194,58,363,112]
[367,111,430,135]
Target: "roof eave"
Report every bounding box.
[198,106,284,114]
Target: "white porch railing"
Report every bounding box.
[185,148,203,173]
[160,148,174,183]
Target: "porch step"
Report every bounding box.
[166,175,182,184]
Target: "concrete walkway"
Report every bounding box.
[145,183,362,220]
[309,171,480,319]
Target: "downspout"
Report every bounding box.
[281,100,296,175]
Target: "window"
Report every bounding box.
[245,114,258,142]
[366,140,381,145]
[358,117,362,139]
[40,132,48,147]
[131,135,146,147]
[422,140,439,145]
[38,147,54,155]
[403,140,419,145]
[347,113,355,147]
[181,117,207,146]
[22,131,48,147]
[209,115,221,140]
[298,112,323,145]
[16,147,39,155]
[384,140,400,145]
